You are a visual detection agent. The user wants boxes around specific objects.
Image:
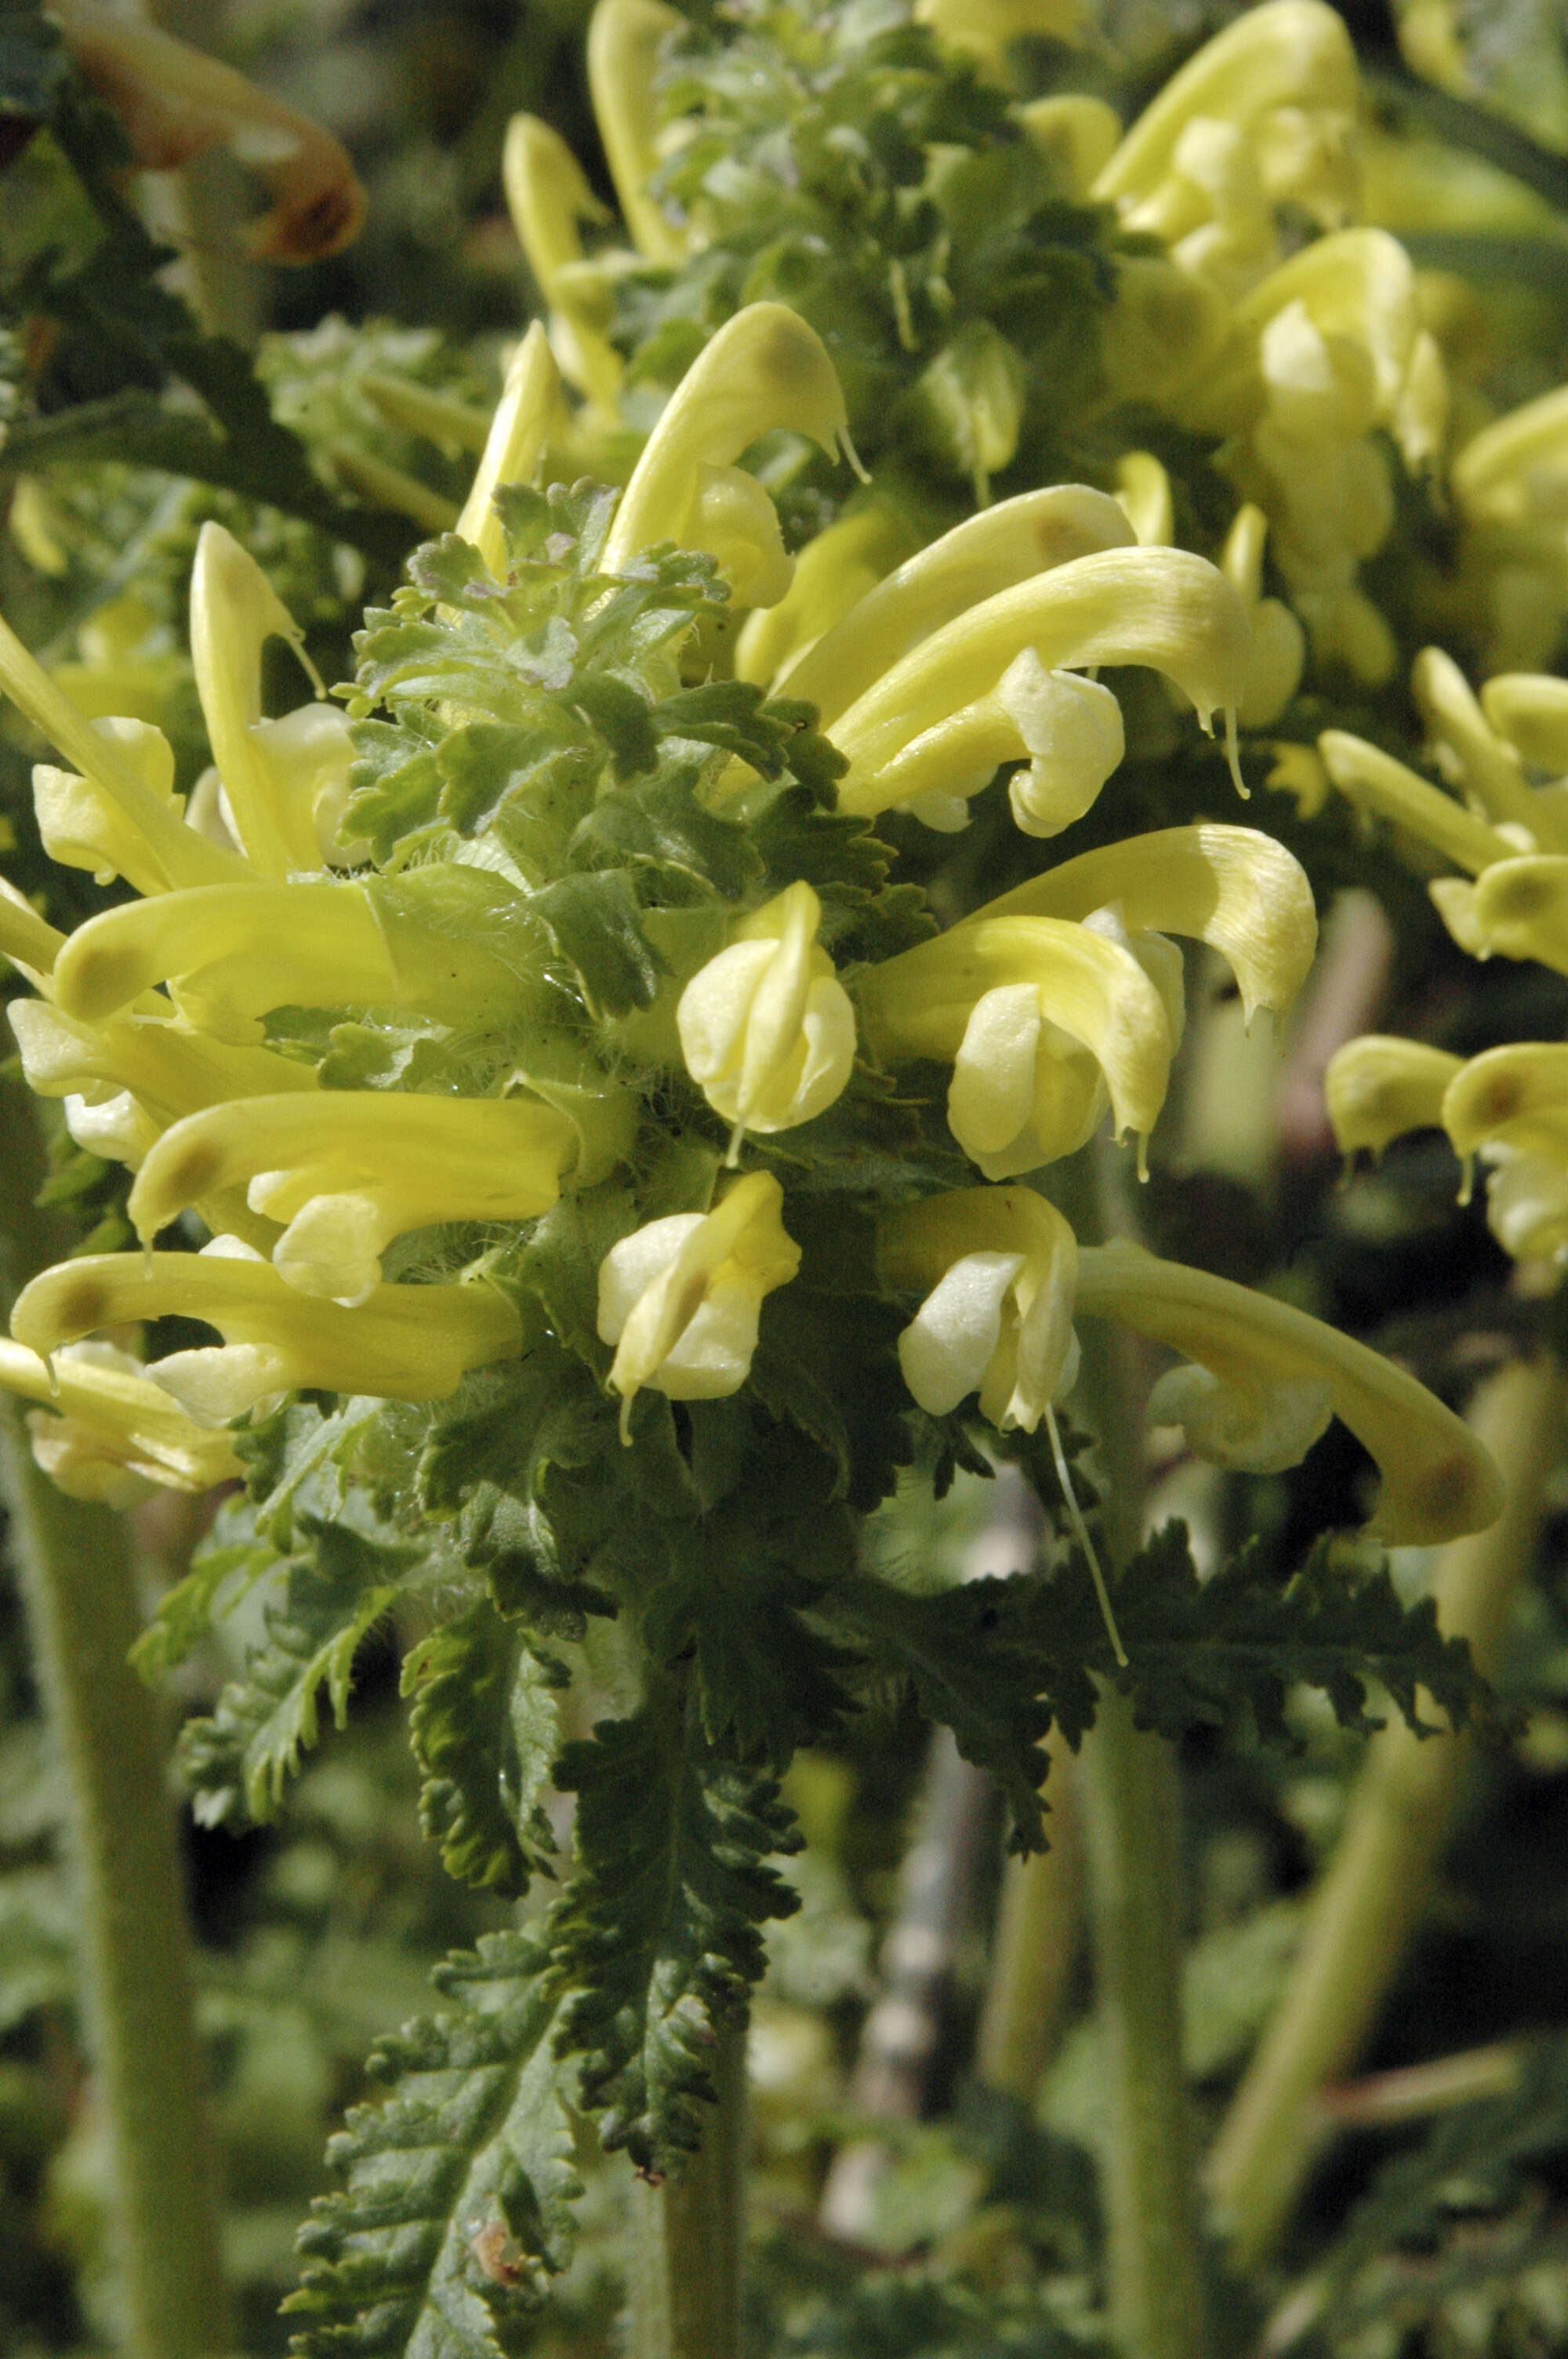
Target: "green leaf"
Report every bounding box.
[531,870,665,1015]
[403,1600,566,1896]
[286,1931,581,2355]
[129,1510,275,1680]
[550,1685,801,2171]
[829,1571,1061,1854]
[571,765,760,902]
[179,1520,419,1826]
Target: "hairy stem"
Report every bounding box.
[1073,1140,1208,2359]
[630,2015,747,2359]
[0,1425,230,2359]
[1207,1352,1564,2267]
[0,1078,228,2358]
[975,1725,1083,2106]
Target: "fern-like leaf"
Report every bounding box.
[550,1685,802,2172]
[285,1930,580,2356]
[402,1600,565,1896]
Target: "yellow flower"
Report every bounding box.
[1076,1241,1502,1544]
[1323,1035,1464,1161]
[11,1240,521,1427]
[734,504,913,694]
[765,485,1133,727]
[125,1089,614,1307]
[503,119,624,416]
[601,304,856,606]
[676,882,855,1160]
[913,0,1087,73]
[1221,503,1306,726]
[586,0,688,267]
[0,1338,241,1505]
[597,1171,800,1431]
[826,545,1250,825]
[453,324,564,579]
[1115,451,1174,547]
[877,1187,1079,1434]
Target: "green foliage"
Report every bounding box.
[285,1931,581,2356]
[550,1685,801,2172]
[402,1600,565,1897]
[180,1519,422,1827]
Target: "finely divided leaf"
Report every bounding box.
[286,1931,580,2357]
[550,1688,801,2172]
[403,1600,566,1896]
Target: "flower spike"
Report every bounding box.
[12,1244,521,1427]
[1076,1241,1502,1545]
[677,883,856,1161]
[826,546,1250,822]
[597,1171,800,1433]
[127,1092,590,1307]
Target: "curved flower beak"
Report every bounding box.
[826,546,1250,822]
[597,1170,800,1430]
[586,0,688,266]
[11,1243,521,1427]
[1480,671,1568,774]
[677,882,856,1161]
[973,822,1318,1025]
[455,324,565,575]
[1324,1036,1464,1160]
[859,912,1175,1178]
[127,1091,589,1307]
[502,120,624,416]
[770,485,1134,726]
[1441,1042,1568,1163]
[1076,1239,1503,1544]
[190,522,336,878]
[0,1338,242,1503]
[601,303,854,599]
[1464,856,1568,976]
[878,1187,1079,1434]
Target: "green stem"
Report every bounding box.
[630,2016,746,2359]
[975,1725,1083,2106]
[0,1079,229,2358]
[1207,1353,1566,2269]
[0,1425,230,2359]
[1072,1143,1208,2359]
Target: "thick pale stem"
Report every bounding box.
[975,1725,1084,2104]
[1073,1144,1208,2359]
[630,2017,746,2359]
[1207,1353,1565,2268]
[0,1081,229,2359]
[0,1430,231,2359]
[1080,1689,1209,2359]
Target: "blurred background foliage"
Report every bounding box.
[13,1,1568,2354]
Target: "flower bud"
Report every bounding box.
[1221,503,1305,727]
[1453,383,1568,530]
[1412,645,1544,843]
[828,546,1250,820]
[1480,673,1568,776]
[1116,453,1174,547]
[1317,729,1512,875]
[909,324,1026,506]
[677,882,856,1158]
[597,1170,800,1427]
[879,1187,1079,1434]
[587,0,687,266]
[0,1338,241,1504]
[602,304,854,603]
[1323,1036,1463,1161]
[11,1241,521,1426]
[1468,856,1568,976]
[503,118,623,413]
[1076,1238,1502,1543]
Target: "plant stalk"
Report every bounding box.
[1207,1352,1565,2269]
[630,2015,747,2359]
[0,1078,229,2358]
[975,1725,1083,2106]
[0,1420,230,2359]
